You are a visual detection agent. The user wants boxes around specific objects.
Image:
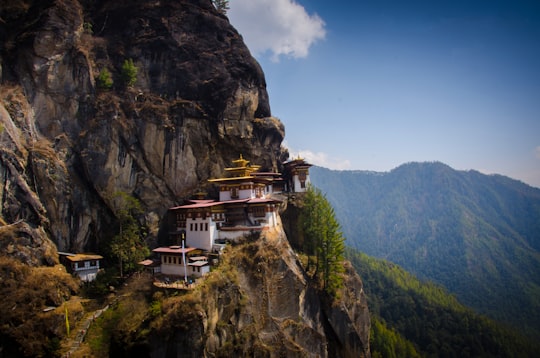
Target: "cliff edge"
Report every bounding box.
[1,0,286,252]
[139,225,370,358]
[0,1,370,356]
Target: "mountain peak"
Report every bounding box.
[311,163,540,339]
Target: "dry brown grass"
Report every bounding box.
[30,138,66,172]
[0,255,81,356]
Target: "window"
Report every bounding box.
[253,206,266,217]
[77,262,85,269]
[90,260,97,267]
[205,223,208,231]
[299,171,307,188]
[176,213,186,228]
[231,187,239,199]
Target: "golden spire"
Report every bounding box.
[232,154,249,168]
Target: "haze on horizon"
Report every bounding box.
[228,0,540,188]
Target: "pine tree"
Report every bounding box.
[96,68,113,90]
[301,186,345,296]
[109,192,149,277]
[120,58,138,87]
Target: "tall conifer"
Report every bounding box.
[301,186,345,296]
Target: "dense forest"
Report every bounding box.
[347,249,540,358]
[310,163,540,339]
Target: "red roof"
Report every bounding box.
[187,199,215,204]
[153,246,197,254]
[246,198,276,204]
[138,259,161,267]
[188,261,209,267]
[189,256,208,261]
[169,201,222,210]
[169,197,277,211]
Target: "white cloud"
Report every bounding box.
[228,0,326,61]
[288,147,351,170]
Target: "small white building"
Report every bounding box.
[188,256,211,277]
[283,157,312,193]
[152,246,210,278]
[138,259,162,275]
[59,253,103,282]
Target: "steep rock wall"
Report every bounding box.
[0,2,372,356]
[148,226,370,358]
[0,0,286,251]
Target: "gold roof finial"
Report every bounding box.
[232,154,249,168]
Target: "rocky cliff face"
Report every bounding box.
[148,226,370,358]
[1,0,286,252]
[0,1,371,356]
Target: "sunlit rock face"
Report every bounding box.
[0,2,371,356]
[148,227,371,358]
[0,0,286,251]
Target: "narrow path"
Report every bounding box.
[61,304,110,358]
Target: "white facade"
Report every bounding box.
[171,198,279,252]
[155,250,209,278]
[186,216,218,252]
[188,260,210,276]
[74,263,100,282]
[160,254,188,276]
[60,253,103,282]
[167,156,286,253]
[218,182,265,202]
[283,158,312,193]
[292,173,310,193]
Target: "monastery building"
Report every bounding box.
[150,155,311,278]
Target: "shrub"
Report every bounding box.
[212,0,229,14]
[96,68,113,90]
[83,22,93,34]
[120,59,138,87]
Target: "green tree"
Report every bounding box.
[212,0,229,15]
[370,317,421,358]
[96,68,113,90]
[83,22,93,34]
[109,192,149,277]
[301,185,345,296]
[120,58,138,87]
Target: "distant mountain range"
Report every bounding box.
[310,162,540,339]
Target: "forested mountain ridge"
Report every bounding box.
[311,162,540,339]
[347,248,540,357]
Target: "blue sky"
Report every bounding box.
[228,0,540,188]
